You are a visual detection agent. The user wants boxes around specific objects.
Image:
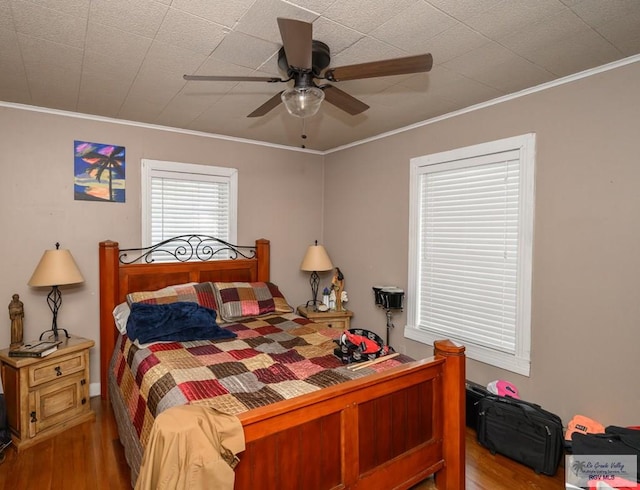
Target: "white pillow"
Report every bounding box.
[113,302,130,334]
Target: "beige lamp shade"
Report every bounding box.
[28,248,85,287]
[300,243,333,272]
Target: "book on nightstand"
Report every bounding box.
[8,340,62,358]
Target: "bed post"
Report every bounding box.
[433,339,466,489]
[99,240,120,400]
[255,239,270,282]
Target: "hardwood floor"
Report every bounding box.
[0,397,566,489]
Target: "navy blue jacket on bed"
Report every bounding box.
[126,302,237,344]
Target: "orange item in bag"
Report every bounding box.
[565,414,605,441]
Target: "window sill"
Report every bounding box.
[404,325,530,377]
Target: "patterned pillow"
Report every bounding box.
[213,282,292,322]
[126,282,218,310]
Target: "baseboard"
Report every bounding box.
[90,382,100,398]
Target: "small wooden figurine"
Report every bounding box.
[9,293,24,348]
[331,267,345,312]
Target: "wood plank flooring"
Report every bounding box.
[0,397,566,489]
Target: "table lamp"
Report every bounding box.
[300,240,333,310]
[28,242,85,340]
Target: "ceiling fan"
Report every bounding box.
[183,18,433,119]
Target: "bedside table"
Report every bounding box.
[297,306,353,330]
[0,336,95,451]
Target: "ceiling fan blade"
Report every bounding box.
[321,85,369,115]
[184,74,283,83]
[247,92,284,118]
[325,53,433,82]
[277,18,312,71]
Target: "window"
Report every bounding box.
[141,160,237,259]
[405,134,535,376]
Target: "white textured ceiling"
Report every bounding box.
[1,0,640,151]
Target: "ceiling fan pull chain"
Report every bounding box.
[301,119,308,148]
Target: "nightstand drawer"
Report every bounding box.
[28,351,86,388]
[323,318,349,330]
[296,306,353,331]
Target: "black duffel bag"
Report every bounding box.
[0,393,11,463]
[465,380,491,430]
[571,426,640,483]
[477,394,564,475]
[0,394,10,446]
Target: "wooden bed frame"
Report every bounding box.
[99,238,466,489]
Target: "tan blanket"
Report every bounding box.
[135,405,245,490]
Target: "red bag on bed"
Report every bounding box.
[334,328,385,363]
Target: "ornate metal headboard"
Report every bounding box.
[118,234,258,264]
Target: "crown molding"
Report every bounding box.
[325,54,640,154]
[2,54,638,156]
[0,101,323,155]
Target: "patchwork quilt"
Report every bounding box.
[111,312,406,449]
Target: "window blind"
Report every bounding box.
[141,160,238,263]
[418,150,520,354]
[150,176,230,245]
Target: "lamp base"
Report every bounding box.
[307,270,322,311]
[305,299,324,311]
[39,327,70,341]
[39,285,71,341]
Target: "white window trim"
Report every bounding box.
[405,134,535,376]
[141,159,238,247]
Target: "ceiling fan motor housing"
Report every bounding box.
[278,40,330,78]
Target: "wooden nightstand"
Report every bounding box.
[297,306,353,330]
[0,336,95,451]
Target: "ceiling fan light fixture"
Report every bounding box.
[281,86,324,118]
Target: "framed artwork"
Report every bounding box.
[74,140,125,202]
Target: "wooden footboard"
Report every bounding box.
[234,339,465,490]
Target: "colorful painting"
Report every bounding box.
[74,140,125,202]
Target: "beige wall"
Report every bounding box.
[323,60,640,426]
[2,59,638,427]
[0,107,324,393]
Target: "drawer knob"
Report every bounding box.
[81,398,87,405]
[30,411,37,423]
[55,366,62,376]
